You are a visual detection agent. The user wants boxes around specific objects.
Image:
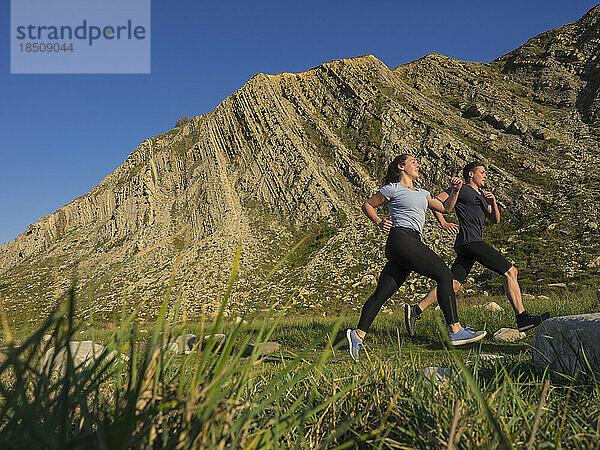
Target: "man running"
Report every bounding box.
[404,161,550,336]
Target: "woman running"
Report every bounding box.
[347,154,486,361]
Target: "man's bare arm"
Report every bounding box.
[483,191,500,224]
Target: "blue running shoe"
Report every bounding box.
[346,329,363,362]
[449,325,487,346]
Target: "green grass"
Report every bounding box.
[284,220,339,271]
[1,243,599,448]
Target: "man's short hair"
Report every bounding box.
[463,161,485,181]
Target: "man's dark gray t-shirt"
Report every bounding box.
[444,185,489,248]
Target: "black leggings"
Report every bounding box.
[357,227,459,331]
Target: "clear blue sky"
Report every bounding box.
[1,1,597,245]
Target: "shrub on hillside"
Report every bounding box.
[175,115,192,127]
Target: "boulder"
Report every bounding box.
[241,341,281,357]
[258,341,280,354]
[41,341,127,375]
[533,313,600,376]
[493,328,526,342]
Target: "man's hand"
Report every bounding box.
[483,191,496,205]
[449,176,463,191]
[378,218,392,232]
[441,221,459,234]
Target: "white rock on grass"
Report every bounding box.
[533,313,600,376]
[162,334,201,355]
[163,342,179,353]
[587,256,600,268]
[493,328,526,342]
[204,333,226,340]
[177,334,200,354]
[466,353,510,364]
[422,367,464,386]
[41,341,128,375]
[481,302,504,313]
[361,274,377,286]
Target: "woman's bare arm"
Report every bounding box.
[362,192,392,231]
[428,177,463,213]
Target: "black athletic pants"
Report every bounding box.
[451,241,513,284]
[357,227,459,331]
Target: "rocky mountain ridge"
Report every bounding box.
[1,6,599,325]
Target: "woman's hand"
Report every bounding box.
[430,177,462,213]
[449,176,463,191]
[378,217,392,232]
